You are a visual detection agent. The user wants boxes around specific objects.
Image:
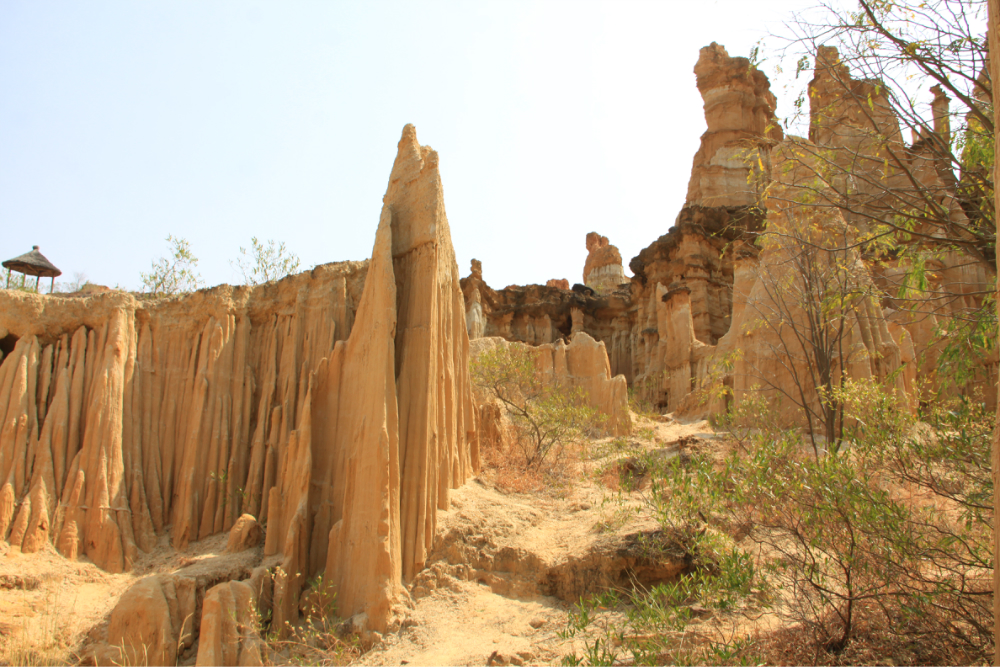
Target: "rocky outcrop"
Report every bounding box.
[461,262,611,347]
[89,547,269,666]
[685,42,782,208]
[457,44,777,412]
[457,42,989,418]
[0,125,477,636]
[103,575,181,667]
[808,45,902,153]
[466,287,486,340]
[582,233,627,294]
[546,279,570,290]
[226,514,263,553]
[707,142,914,425]
[291,123,478,632]
[196,580,264,666]
[554,333,631,437]
[629,206,760,347]
[624,41,777,408]
[805,47,992,404]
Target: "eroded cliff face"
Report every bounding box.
[461,259,636,383]
[459,42,991,419]
[710,143,915,426]
[0,124,477,636]
[0,262,366,574]
[460,44,776,412]
[805,46,993,405]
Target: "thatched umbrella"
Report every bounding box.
[3,245,62,293]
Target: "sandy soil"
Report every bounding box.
[0,544,131,665]
[0,531,246,665]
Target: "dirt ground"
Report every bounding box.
[0,414,723,666]
[359,415,724,667]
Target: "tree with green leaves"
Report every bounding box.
[773,0,993,271]
[232,237,301,286]
[140,235,203,297]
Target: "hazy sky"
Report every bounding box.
[2,1,831,292]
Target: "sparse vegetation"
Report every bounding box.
[627,386,662,420]
[471,343,605,482]
[140,235,203,296]
[559,528,765,666]
[54,272,91,293]
[567,376,993,666]
[0,580,77,666]
[715,382,993,663]
[233,237,301,286]
[261,573,359,666]
[3,271,42,294]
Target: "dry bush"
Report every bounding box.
[140,235,203,297]
[471,343,603,495]
[754,597,988,666]
[232,237,301,286]
[260,575,360,666]
[479,419,587,496]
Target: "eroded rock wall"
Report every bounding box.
[0,262,366,575]
[805,46,993,405]
[0,124,477,636]
[707,143,915,426]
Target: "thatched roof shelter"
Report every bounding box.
[3,245,62,292]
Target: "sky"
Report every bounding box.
[1,0,835,292]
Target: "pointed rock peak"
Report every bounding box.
[401,122,417,142]
[383,124,448,257]
[387,124,437,192]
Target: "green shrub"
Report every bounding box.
[233,237,301,286]
[717,380,993,662]
[140,235,202,296]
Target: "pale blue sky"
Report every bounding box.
[2,1,825,291]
